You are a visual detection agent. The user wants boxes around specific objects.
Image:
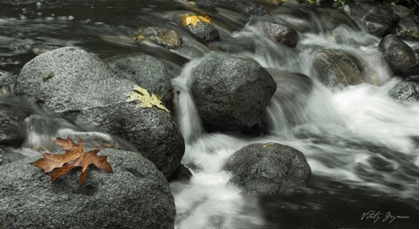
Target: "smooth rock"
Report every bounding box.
[379,34,417,75]
[13,47,185,179]
[224,143,311,195]
[0,149,176,229]
[191,56,276,132]
[186,20,219,43]
[345,2,394,36]
[312,49,366,87]
[258,21,298,47]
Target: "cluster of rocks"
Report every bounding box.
[0,47,192,229]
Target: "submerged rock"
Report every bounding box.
[379,34,417,76]
[312,49,366,87]
[345,2,394,36]
[0,149,176,229]
[135,26,183,49]
[13,47,185,179]
[258,21,299,47]
[389,81,419,102]
[191,56,276,132]
[224,143,311,195]
[106,54,173,105]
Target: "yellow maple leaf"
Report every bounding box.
[133,34,145,41]
[262,142,275,149]
[181,14,211,27]
[126,86,170,112]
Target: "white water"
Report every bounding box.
[170,22,418,229]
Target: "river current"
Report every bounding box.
[0,0,418,228]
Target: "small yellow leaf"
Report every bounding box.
[126,85,170,112]
[133,34,145,41]
[181,14,211,27]
[262,142,275,149]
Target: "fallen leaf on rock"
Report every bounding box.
[30,137,112,185]
[181,14,211,27]
[126,85,170,112]
[262,142,275,149]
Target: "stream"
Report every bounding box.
[0,0,418,228]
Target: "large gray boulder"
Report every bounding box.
[389,81,419,102]
[312,49,367,87]
[345,2,395,36]
[0,149,175,229]
[106,54,173,105]
[12,47,185,179]
[191,56,276,132]
[224,143,311,195]
[379,34,417,75]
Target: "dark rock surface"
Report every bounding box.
[0,149,176,229]
[345,2,394,36]
[393,15,419,41]
[258,21,299,47]
[379,34,417,75]
[224,143,311,195]
[391,5,412,19]
[186,20,219,43]
[12,47,185,179]
[168,163,192,182]
[389,81,419,102]
[191,56,276,132]
[312,49,366,87]
[106,54,173,105]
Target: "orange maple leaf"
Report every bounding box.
[30,137,113,185]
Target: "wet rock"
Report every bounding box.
[186,20,219,43]
[389,81,419,102]
[168,163,192,182]
[258,21,298,47]
[345,2,394,36]
[391,5,413,19]
[224,143,311,195]
[0,149,176,229]
[393,15,419,41]
[312,49,366,87]
[135,26,183,49]
[191,56,276,132]
[209,38,255,53]
[379,34,416,75]
[106,54,173,105]
[13,47,185,179]
[0,152,10,165]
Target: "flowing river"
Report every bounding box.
[0,0,418,228]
